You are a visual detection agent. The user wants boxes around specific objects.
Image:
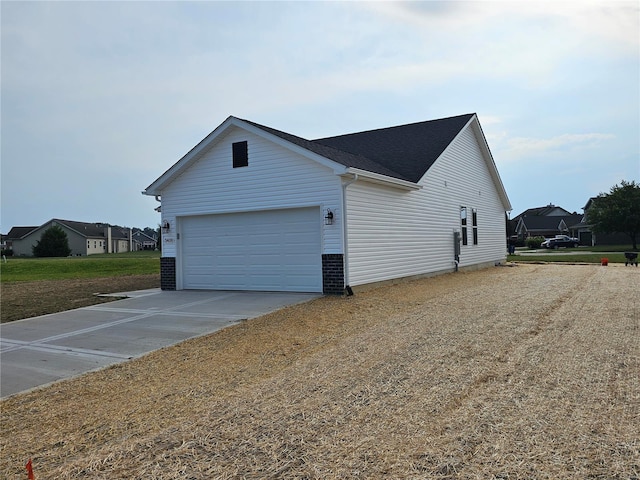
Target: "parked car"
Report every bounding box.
[541,235,580,249]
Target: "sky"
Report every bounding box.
[1,1,638,232]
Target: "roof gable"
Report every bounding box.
[312,114,474,183]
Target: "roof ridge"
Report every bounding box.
[312,113,476,141]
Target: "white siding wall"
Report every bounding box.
[160,126,343,258]
[346,124,507,286]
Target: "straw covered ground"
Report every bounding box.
[1,263,638,479]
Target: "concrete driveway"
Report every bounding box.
[0,289,319,398]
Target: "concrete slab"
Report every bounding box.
[1,289,319,398]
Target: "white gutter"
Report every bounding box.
[341,173,358,295]
[344,167,421,191]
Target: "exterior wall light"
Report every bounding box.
[324,209,334,225]
[161,220,171,233]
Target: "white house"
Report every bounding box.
[143,114,511,294]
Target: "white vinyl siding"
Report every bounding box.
[346,123,506,286]
[181,208,322,292]
[160,126,343,259]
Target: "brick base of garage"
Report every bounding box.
[322,254,345,295]
[160,257,176,290]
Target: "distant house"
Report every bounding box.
[6,219,133,256]
[573,198,630,246]
[513,204,582,241]
[3,226,37,253]
[144,113,512,293]
[132,229,158,250]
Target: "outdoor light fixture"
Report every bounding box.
[161,220,170,233]
[324,209,334,225]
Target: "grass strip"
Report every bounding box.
[0,252,160,282]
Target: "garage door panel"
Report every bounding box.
[181,208,322,292]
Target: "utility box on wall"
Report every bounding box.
[453,230,461,271]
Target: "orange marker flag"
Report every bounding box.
[25,458,35,480]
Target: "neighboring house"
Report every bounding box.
[512,204,584,241]
[3,226,37,253]
[132,229,158,250]
[144,113,512,294]
[514,212,583,240]
[574,198,629,246]
[6,219,132,256]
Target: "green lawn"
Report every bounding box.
[508,253,631,263]
[509,245,636,264]
[0,251,161,282]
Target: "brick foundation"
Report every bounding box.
[322,254,345,295]
[160,257,176,290]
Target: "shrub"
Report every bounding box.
[526,236,546,249]
[32,226,72,257]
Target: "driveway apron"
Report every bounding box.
[0,289,319,398]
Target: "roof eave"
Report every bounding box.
[343,168,422,191]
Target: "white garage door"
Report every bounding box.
[181,207,322,292]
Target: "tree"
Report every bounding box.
[586,180,640,250]
[32,226,72,257]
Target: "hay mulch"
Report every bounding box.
[1,264,638,479]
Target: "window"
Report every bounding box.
[232,141,248,168]
[460,207,468,246]
[472,208,478,245]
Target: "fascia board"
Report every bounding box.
[143,116,237,196]
[343,168,422,191]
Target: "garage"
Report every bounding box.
[180,207,322,292]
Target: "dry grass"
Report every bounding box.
[1,264,638,479]
[1,275,160,323]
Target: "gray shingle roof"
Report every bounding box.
[241,113,474,183]
[6,226,38,239]
[313,114,474,183]
[240,119,408,180]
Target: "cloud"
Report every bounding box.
[364,1,638,91]
[499,133,616,160]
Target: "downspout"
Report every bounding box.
[341,173,358,296]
